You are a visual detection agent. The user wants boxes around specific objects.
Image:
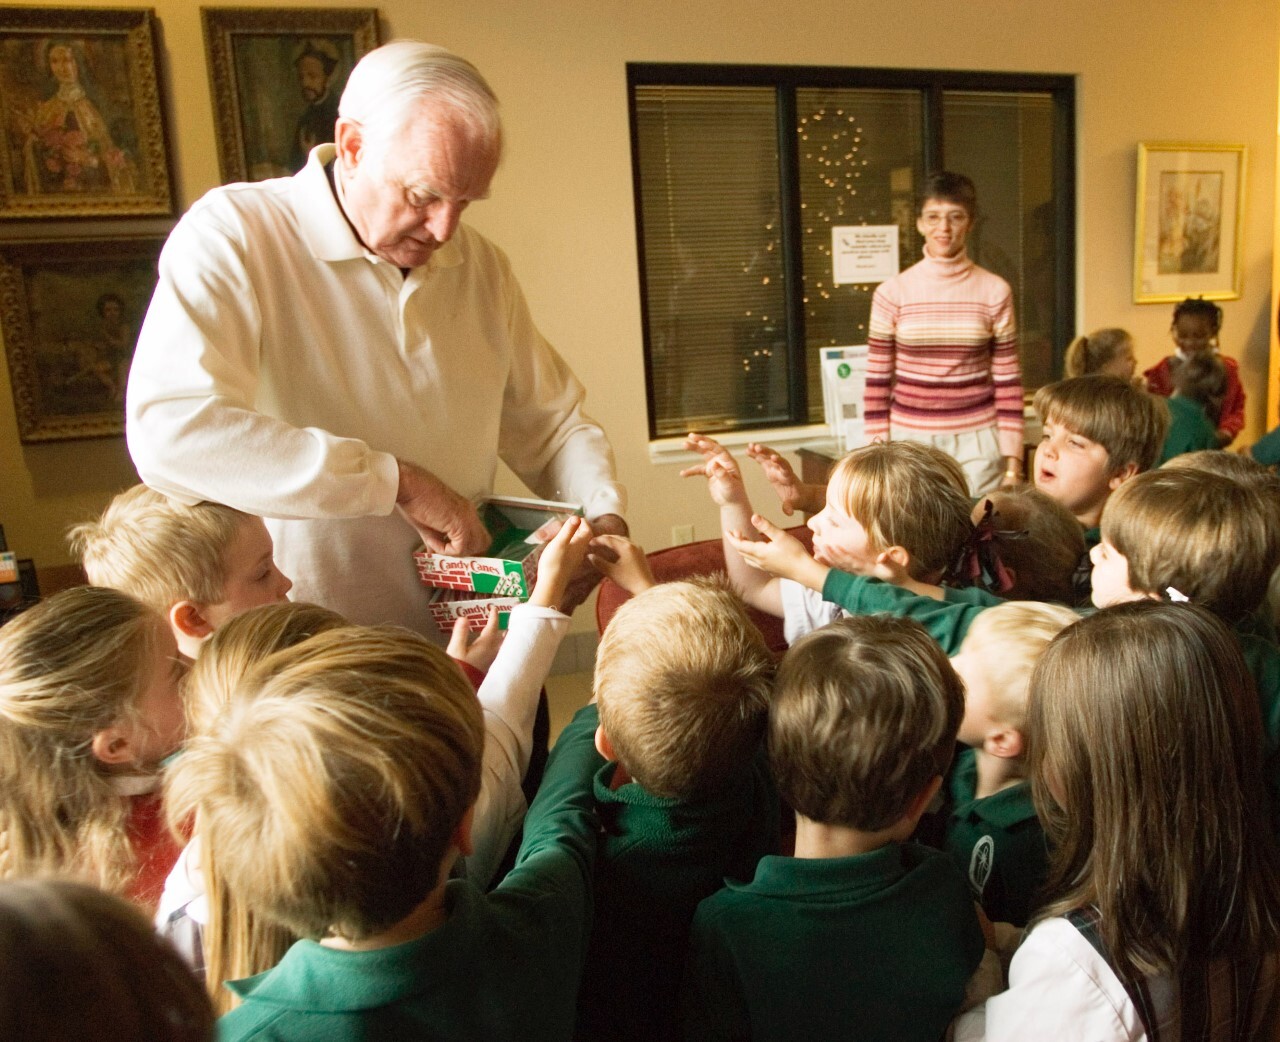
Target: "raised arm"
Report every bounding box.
[465,516,592,886]
[680,433,783,617]
[745,443,826,516]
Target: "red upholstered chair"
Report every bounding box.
[594,526,814,654]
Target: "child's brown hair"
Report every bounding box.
[974,487,1085,605]
[1033,375,1169,474]
[1102,469,1278,622]
[769,615,963,830]
[1063,327,1133,379]
[1029,602,1280,977]
[594,578,774,799]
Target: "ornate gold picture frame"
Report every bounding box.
[202,7,381,184]
[0,7,172,218]
[0,237,163,442]
[1133,142,1247,304]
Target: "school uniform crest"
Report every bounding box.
[968,835,995,895]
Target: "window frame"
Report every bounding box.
[627,62,1077,444]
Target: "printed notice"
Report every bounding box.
[832,225,900,285]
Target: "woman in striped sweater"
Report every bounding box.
[864,172,1025,496]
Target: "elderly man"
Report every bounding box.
[126,41,626,636]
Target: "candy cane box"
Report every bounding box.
[414,496,583,624]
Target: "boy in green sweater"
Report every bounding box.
[169,517,607,1042]
[570,555,778,1042]
[684,615,986,1042]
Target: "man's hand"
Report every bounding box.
[396,459,490,555]
[446,607,503,672]
[724,513,829,592]
[588,533,657,596]
[680,433,750,508]
[549,512,628,614]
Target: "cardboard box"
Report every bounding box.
[414,495,582,599]
[425,588,522,635]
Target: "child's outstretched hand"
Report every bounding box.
[680,432,749,507]
[725,514,829,592]
[746,442,809,516]
[530,515,595,610]
[447,607,504,672]
[588,534,657,595]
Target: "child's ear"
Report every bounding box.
[170,601,214,640]
[1107,462,1139,491]
[90,724,136,767]
[452,804,475,858]
[882,545,912,570]
[594,725,617,763]
[905,774,944,825]
[985,727,1025,761]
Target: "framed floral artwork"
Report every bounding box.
[0,237,163,442]
[0,7,172,218]
[202,7,380,183]
[1133,142,1247,304]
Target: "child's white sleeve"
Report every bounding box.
[779,577,845,645]
[466,603,572,889]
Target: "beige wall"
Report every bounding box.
[3,0,1277,618]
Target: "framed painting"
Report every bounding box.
[1133,142,1247,304]
[202,7,380,183]
[0,237,162,442]
[0,7,172,218]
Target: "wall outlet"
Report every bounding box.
[671,524,695,545]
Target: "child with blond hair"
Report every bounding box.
[69,484,292,658]
[955,603,1280,1039]
[168,518,600,1041]
[0,586,187,909]
[684,615,984,1041]
[684,433,972,643]
[563,575,776,1042]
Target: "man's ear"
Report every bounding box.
[90,725,136,767]
[594,725,617,763]
[1107,462,1139,491]
[334,117,364,169]
[985,727,1025,761]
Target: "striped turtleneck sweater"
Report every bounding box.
[865,249,1024,459]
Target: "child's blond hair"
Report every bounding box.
[184,601,347,738]
[975,488,1085,605]
[166,626,483,943]
[827,441,972,581]
[68,484,247,614]
[957,602,1079,732]
[1063,327,1133,379]
[1103,469,1279,623]
[770,615,963,831]
[1033,375,1169,474]
[0,587,166,893]
[175,601,347,1013]
[594,578,773,800]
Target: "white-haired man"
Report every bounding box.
[127,41,627,633]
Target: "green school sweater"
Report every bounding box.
[217,702,607,1042]
[1159,395,1219,464]
[941,747,1046,928]
[575,705,779,1042]
[822,571,984,655]
[683,842,984,1042]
